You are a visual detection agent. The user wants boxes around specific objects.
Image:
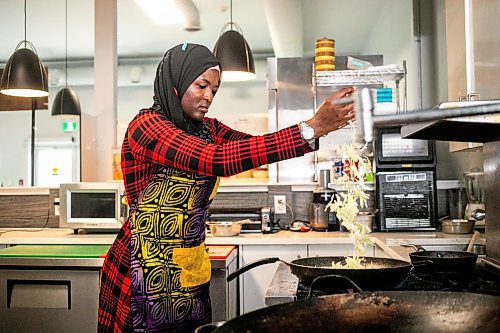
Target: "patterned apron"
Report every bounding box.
[130,166,219,332]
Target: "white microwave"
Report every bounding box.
[59,182,127,231]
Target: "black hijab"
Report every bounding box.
[152,43,220,139]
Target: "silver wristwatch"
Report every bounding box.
[298,121,315,144]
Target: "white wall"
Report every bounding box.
[1,0,448,184]
[116,59,269,143]
[0,58,268,185]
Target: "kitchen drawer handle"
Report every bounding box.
[7,279,72,309]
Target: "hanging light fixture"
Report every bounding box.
[51,0,82,181]
[213,0,255,82]
[52,0,81,117]
[0,0,49,97]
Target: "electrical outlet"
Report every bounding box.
[54,198,60,216]
[274,195,287,214]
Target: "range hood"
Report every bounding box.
[400,101,500,143]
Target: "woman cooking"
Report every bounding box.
[98,43,355,332]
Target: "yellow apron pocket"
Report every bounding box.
[172,243,211,288]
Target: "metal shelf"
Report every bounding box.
[314,67,406,87]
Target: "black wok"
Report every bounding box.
[213,291,500,333]
[402,244,478,273]
[227,256,412,290]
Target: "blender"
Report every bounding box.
[310,169,337,231]
[463,171,486,227]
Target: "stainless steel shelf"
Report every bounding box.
[314,67,405,87]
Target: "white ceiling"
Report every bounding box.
[0,0,396,63]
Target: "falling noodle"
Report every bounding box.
[326,137,374,269]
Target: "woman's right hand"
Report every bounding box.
[305,87,356,138]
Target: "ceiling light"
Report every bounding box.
[0,0,48,98]
[213,0,256,82]
[136,0,185,25]
[51,0,82,181]
[52,0,81,118]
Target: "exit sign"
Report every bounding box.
[62,121,77,132]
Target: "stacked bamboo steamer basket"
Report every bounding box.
[315,38,335,71]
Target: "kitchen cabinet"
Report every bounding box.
[239,244,307,314]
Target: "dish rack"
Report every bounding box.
[310,62,407,182]
[312,63,407,117]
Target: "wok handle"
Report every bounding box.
[308,275,363,298]
[226,257,283,282]
[401,243,425,252]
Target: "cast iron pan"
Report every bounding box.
[212,291,500,333]
[402,244,478,273]
[227,256,412,290]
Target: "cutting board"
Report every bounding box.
[0,245,235,259]
[207,245,236,259]
[0,245,111,258]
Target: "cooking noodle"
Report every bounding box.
[326,138,374,269]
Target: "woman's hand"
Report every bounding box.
[305,87,356,138]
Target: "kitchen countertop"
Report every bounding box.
[0,228,480,245]
[0,228,484,262]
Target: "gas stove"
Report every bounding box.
[265,260,500,306]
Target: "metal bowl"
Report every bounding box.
[441,219,475,234]
[207,222,242,237]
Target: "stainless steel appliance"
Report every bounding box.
[0,245,239,330]
[310,169,337,231]
[0,245,106,333]
[463,171,486,227]
[374,126,438,231]
[377,170,437,231]
[310,189,336,231]
[59,182,127,232]
[207,207,273,233]
[208,246,238,321]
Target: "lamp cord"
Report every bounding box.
[65,0,68,86]
[229,0,233,29]
[23,0,27,46]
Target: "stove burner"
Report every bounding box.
[294,264,500,300]
[265,261,500,306]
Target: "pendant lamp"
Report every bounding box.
[0,0,48,98]
[213,0,255,82]
[51,0,82,181]
[52,0,81,117]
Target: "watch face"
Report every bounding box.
[302,124,314,140]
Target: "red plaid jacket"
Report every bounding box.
[121,109,314,205]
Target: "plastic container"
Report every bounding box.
[315,38,335,71]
